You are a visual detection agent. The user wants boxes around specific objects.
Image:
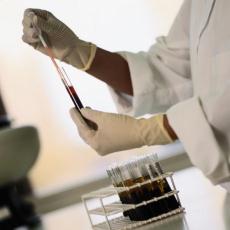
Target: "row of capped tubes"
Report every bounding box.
[106,153,180,221]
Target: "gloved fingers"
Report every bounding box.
[22,34,40,48]
[33,15,50,33]
[24,9,34,19]
[22,27,40,43]
[79,128,96,144]
[23,10,41,29]
[22,14,33,28]
[33,14,61,36]
[70,108,96,142]
[22,11,39,43]
[23,10,44,44]
[80,108,103,124]
[69,108,91,129]
[25,8,52,20]
[24,9,53,36]
[81,108,121,129]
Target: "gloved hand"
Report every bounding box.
[70,108,173,155]
[22,8,97,71]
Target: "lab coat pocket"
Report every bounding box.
[212,51,230,91]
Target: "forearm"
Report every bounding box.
[87,47,133,96]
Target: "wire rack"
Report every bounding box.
[82,172,184,230]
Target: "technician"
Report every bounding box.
[22,0,230,190]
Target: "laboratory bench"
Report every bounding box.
[37,167,230,230]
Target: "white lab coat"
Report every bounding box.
[110,0,230,185]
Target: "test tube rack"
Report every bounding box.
[82,172,184,230]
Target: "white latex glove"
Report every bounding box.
[70,108,173,155]
[22,8,97,71]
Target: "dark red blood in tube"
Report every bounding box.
[69,86,84,109]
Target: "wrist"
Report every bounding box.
[65,40,97,71]
[82,43,97,71]
[163,115,178,141]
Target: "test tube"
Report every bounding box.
[107,153,180,222]
[148,154,180,211]
[31,17,98,129]
[137,158,169,217]
[107,165,137,220]
[126,162,151,220]
[61,68,84,109]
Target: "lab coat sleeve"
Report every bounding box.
[109,0,193,116]
[167,89,230,185]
